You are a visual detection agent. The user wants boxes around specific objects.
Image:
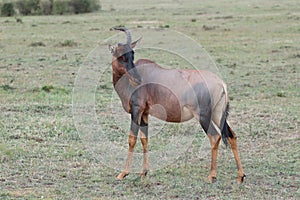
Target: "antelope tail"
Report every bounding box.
[220,104,234,146]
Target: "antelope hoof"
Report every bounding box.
[207,176,217,183]
[116,172,129,180]
[140,170,149,178]
[237,174,246,184]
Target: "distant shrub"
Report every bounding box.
[0,0,100,16]
[69,0,89,14]
[53,0,69,15]
[53,0,100,15]
[88,0,101,12]
[39,0,53,15]
[69,0,101,14]
[1,3,16,17]
[15,0,40,15]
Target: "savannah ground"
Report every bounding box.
[0,0,299,199]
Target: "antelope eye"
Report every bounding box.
[118,56,126,62]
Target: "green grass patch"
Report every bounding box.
[57,39,78,47]
[0,84,15,91]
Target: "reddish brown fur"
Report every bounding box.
[113,58,227,123]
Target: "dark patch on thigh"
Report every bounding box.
[188,83,217,135]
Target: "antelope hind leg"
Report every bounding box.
[140,137,149,177]
[227,128,246,183]
[207,134,222,183]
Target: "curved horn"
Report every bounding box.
[110,26,131,46]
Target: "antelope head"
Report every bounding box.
[109,27,142,86]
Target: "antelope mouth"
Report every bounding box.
[128,75,142,86]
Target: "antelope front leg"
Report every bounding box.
[207,134,221,183]
[140,114,149,177]
[116,107,141,180]
[116,132,137,180]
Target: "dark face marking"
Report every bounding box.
[117,45,141,85]
[121,50,135,71]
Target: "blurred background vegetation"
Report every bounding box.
[0,0,101,16]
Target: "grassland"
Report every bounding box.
[0,0,299,199]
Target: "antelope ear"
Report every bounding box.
[131,37,142,49]
[108,44,115,54]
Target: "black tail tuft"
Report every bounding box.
[221,104,233,146]
[221,120,234,146]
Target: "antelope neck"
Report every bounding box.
[112,60,126,87]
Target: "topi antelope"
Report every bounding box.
[109,27,245,183]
